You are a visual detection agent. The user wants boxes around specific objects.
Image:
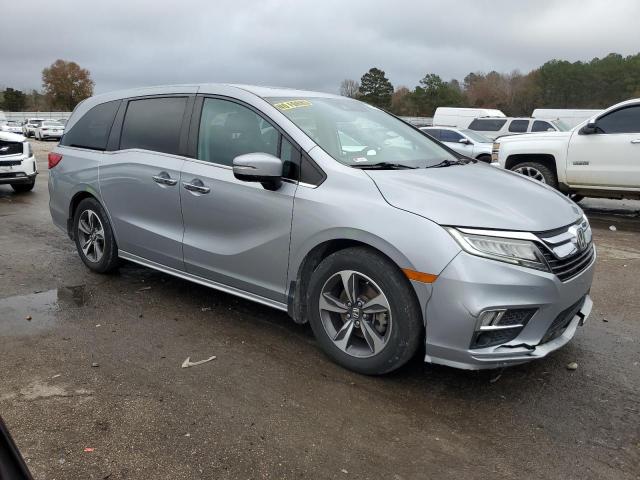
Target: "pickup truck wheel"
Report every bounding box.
[511,162,558,188]
[476,154,492,163]
[568,193,584,203]
[307,247,423,375]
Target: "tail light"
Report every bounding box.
[48,152,63,169]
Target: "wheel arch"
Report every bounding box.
[504,153,557,175]
[287,232,424,325]
[67,188,110,240]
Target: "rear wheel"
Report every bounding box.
[11,179,35,193]
[73,198,120,273]
[307,247,423,375]
[511,161,558,188]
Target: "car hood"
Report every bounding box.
[0,131,25,142]
[367,162,582,232]
[498,131,572,143]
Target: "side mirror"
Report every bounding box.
[458,138,472,145]
[580,122,598,135]
[233,152,283,191]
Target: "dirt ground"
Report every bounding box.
[1,140,638,480]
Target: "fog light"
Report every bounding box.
[471,308,537,349]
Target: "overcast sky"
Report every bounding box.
[2,0,639,95]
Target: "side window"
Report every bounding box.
[468,119,507,132]
[60,100,120,151]
[197,98,278,166]
[120,97,187,155]
[424,129,441,139]
[596,106,640,134]
[440,130,463,142]
[300,153,325,186]
[280,136,300,181]
[532,120,553,132]
[508,119,529,133]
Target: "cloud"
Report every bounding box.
[1,0,638,95]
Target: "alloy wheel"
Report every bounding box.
[513,166,546,183]
[319,270,392,358]
[77,209,105,263]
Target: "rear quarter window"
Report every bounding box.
[60,100,120,151]
[468,119,507,132]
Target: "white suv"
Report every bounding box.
[494,99,640,201]
[468,117,568,140]
[0,132,37,192]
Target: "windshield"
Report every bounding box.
[459,129,492,143]
[266,96,457,168]
[550,119,570,131]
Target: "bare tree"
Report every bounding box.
[42,59,94,110]
[339,79,360,98]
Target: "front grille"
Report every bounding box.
[541,244,594,282]
[541,296,586,343]
[496,308,536,326]
[0,140,24,156]
[472,328,520,349]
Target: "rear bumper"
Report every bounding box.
[424,248,595,370]
[0,172,37,184]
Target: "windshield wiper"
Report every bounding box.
[426,159,469,168]
[352,162,417,170]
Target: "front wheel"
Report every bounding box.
[307,247,423,375]
[511,161,558,188]
[11,179,35,193]
[73,198,120,273]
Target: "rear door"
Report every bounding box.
[566,104,640,189]
[99,94,195,270]
[180,96,298,303]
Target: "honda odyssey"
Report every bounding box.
[48,84,595,374]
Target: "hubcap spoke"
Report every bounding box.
[360,319,386,354]
[320,293,349,313]
[78,219,91,235]
[94,240,104,260]
[79,209,105,263]
[333,319,355,351]
[81,238,92,255]
[362,293,390,314]
[339,271,357,304]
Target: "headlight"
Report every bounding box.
[447,228,549,271]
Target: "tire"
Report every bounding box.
[510,161,558,188]
[568,193,584,203]
[307,247,423,375]
[11,179,35,193]
[73,197,120,273]
[476,154,492,164]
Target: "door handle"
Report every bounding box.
[182,179,210,194]
[152,172,178,186]
[631,139,640,144]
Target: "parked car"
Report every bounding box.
[420,127,493,162]
[433,107,505,129]
[0,131,37,192]
[57,118,68,126]
[1,121,23,134]
[34,120,65,140]
[532,108,604,129]
[494,98,640,201]
[49,84,594,374]
[21,118,44,137]
[468,117,568,140]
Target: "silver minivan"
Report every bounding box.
[48,84,595,374]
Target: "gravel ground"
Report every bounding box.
[0,140,638,480]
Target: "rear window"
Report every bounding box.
[60,100,120,151]
[120,97,187,155]
[508,119,529,133]
[468,119,507,132]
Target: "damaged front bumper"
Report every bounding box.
[424,248,595,370]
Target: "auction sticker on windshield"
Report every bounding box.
[274,100,313,110]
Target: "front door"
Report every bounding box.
[566,105,640,190]
[180,97,297,303]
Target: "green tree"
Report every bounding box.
[42,59,94,110]
[1,88,27,111]
[411,74,465,116]
[359,68,394,109]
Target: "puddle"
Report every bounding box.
[0,286,86,336]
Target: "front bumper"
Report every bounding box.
[0,155,37,184]
[424,248,595,370]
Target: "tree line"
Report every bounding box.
[341,53,640,117]
[1,59,94,112]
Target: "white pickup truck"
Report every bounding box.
[493,99,640,201]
